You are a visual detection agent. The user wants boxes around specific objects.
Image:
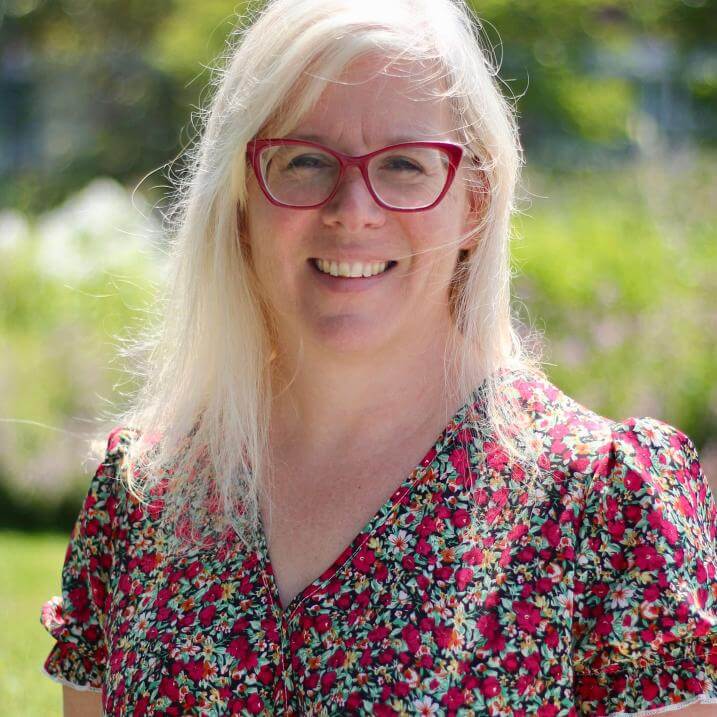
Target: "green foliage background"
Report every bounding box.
[0,1,715,711]
[0,0,715,524]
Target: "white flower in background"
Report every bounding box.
[34,178,166,281]
[0,209,31,253]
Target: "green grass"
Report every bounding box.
[0,531,70,716]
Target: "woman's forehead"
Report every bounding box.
[319,54,447,107]
[288,60,457,145]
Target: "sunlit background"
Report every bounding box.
[1,0,715,712]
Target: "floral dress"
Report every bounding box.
[41,372,717,716]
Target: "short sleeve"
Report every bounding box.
[40,427,131,692]
[572,416,717,716]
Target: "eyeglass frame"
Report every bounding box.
[246,138,466,212]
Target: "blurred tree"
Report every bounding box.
[468,0,717,162]
[1,0,715,528]
[0,0,715,208]
[1,0,182,210]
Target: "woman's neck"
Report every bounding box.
[268,323,467,460]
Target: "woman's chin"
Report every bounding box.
[306,315,396,355]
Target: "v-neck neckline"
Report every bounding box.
[256,382,489,621]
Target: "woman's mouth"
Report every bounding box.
[307,257,398,293]
[310,258,398,278]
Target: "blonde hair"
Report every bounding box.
[107,0,548,554]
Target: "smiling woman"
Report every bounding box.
[39,0,717,715]
[243,55,478,358]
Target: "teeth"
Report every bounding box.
[315,259,390,278]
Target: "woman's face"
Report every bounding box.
[244,57,477,359]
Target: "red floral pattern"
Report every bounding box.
[41,372,717,715]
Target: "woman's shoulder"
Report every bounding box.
[514,373,714,555]
[78,425,155,533]
[502,370,611,430]
[86,426,141,495]
[499,370,706,489]
[103,425,140,473]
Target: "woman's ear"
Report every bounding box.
[459,168,489,249]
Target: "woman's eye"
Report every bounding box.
[286,154,330,169]
[382,157,424,173]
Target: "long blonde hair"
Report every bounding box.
[107,0,548,554]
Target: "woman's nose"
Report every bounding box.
[320,166,385,231]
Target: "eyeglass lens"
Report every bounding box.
[259,144,451,209]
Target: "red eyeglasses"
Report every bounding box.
[246,138,465,212]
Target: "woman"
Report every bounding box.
[41,0,717,715]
